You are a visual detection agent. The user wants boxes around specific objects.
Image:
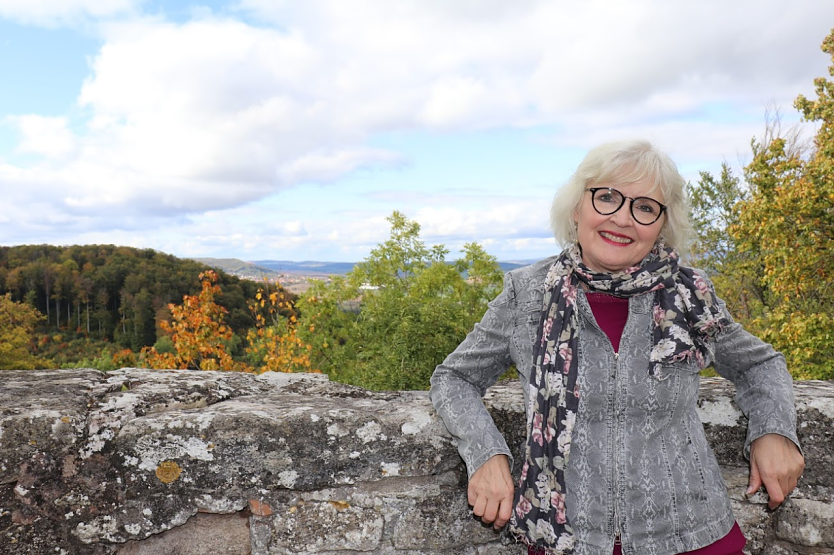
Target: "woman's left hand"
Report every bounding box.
[747,433,805,509]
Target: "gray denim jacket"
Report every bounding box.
[430,257,799,555]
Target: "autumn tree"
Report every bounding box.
[722,28,834,379]
[141,271,248,371]
[245,283,316,374]
[0,293,43,369]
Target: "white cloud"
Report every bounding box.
[271,220,307,237]
[237,0,832,120]
[7,115,76,158]
[276,148,404,185]
[414,199,555,259]
[419,77,490,128]
[0,0,136,26]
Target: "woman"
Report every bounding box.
[429,140,804,555]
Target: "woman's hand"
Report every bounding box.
[747,433,805,509]
[468,454,515,529]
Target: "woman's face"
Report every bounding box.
[574,178,666,273]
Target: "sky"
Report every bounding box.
[0,1,832,263]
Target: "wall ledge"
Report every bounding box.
[0,369,831,554]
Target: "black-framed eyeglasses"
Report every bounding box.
[585,187,667,225]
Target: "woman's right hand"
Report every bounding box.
[468,454,515,529]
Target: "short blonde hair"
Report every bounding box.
[550,139,692,251]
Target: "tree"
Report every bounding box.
[0,293,43,369]
[244,284,317,374]
[688,163,765,322]
[726,29,834,379]
[141,271,247,371]
[297,211,503,390]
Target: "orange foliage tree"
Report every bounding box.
[141,271,248,371]
[244,283,317,374]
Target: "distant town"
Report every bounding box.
[192,257,533,294]
[191,258,345,294]
[271,273,332,294]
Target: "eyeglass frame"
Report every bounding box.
[584,187,667,225]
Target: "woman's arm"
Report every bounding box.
[711,298,800,455]
[711,292,804,507]
[429,271,518,478]
[430,271,522,526]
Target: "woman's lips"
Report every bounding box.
[599,230,633,245]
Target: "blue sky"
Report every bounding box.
[1,1,832,263]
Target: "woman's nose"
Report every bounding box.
[609,203,634,227]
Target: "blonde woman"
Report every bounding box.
[430,140,803,555]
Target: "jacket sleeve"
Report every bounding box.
[429,271,518,479]
[710,293,800,459]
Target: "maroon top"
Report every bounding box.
[585,292,630,352]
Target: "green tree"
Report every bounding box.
[0,244,265,367]
[688,163,764,322]
[0,293,43,369]
[297,211,503,390]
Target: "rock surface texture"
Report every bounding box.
[0,369,831,555]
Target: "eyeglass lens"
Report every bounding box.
[591,188,663,225]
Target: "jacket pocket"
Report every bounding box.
[513,301,541,338]
[638,360,701,422]
[652,359,701,381]
[511,302,540,374]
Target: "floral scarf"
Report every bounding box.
[508,242,728,554]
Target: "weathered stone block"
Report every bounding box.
[266,498,384,553]
[117,512,250,554]
[392,489,502,549]
[776,498,834,547]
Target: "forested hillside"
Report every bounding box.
[0,245,263,366]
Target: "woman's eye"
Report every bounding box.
[598,193,617,203]
[635,201,657,214]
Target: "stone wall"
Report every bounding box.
[0,369,832,555]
